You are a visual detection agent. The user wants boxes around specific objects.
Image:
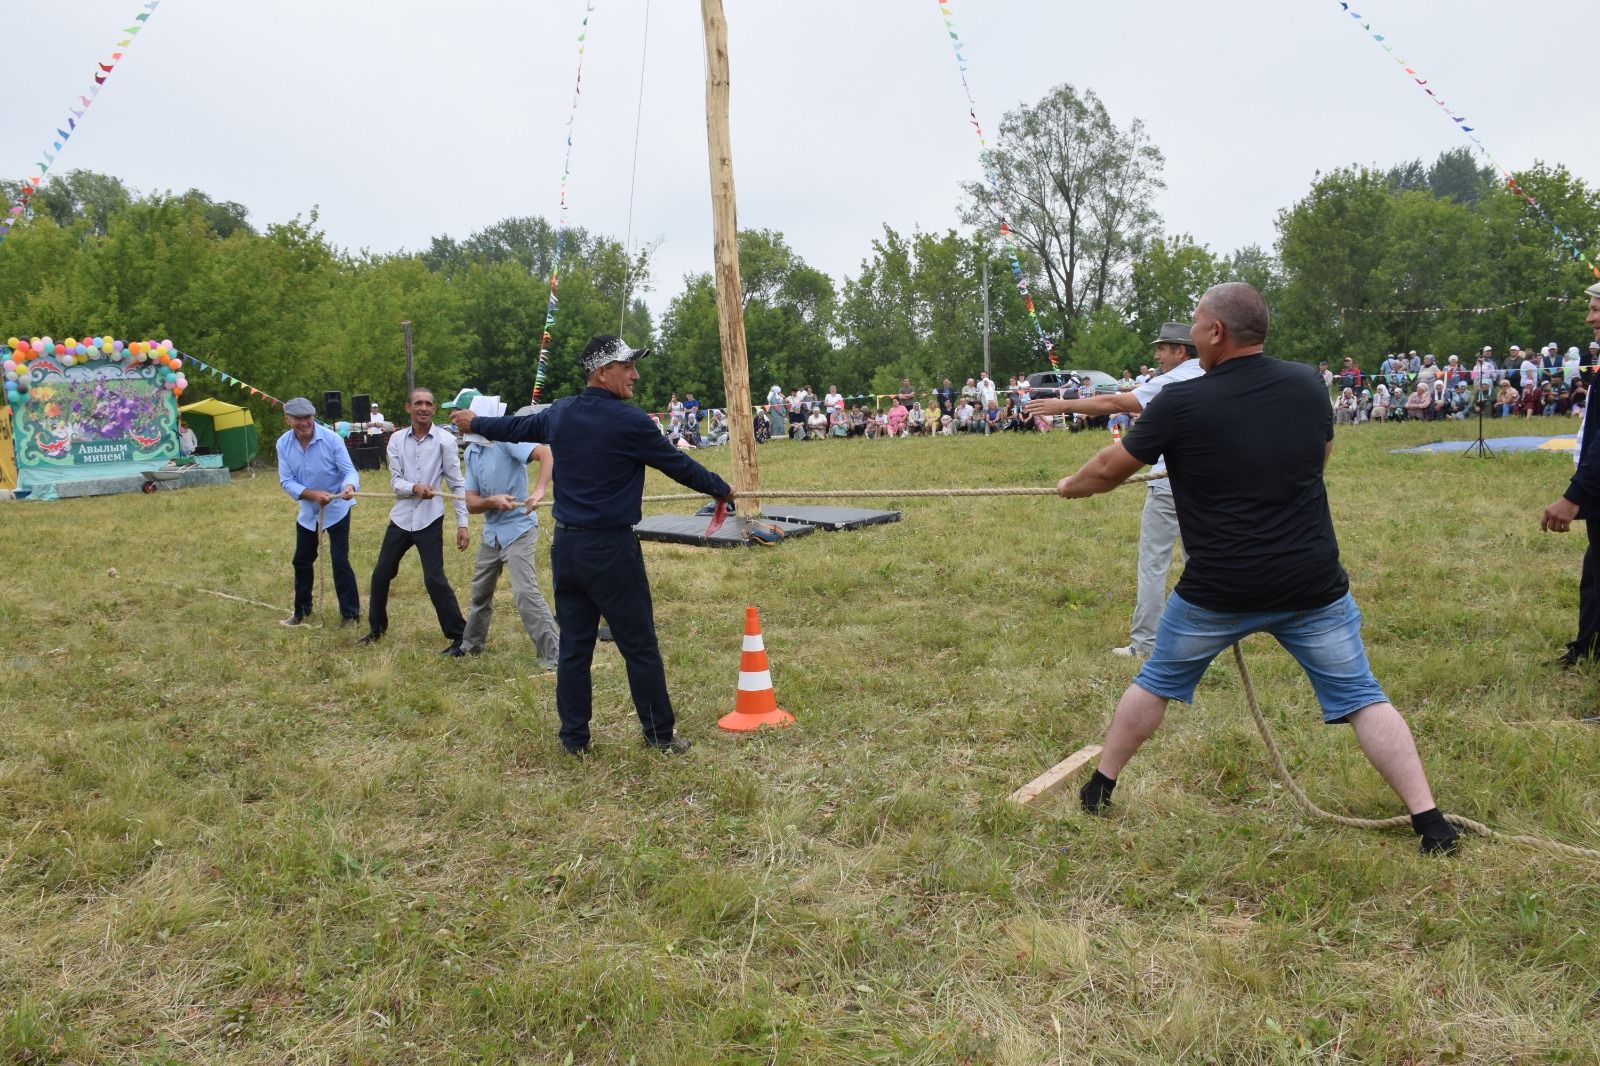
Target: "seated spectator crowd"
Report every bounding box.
[1321,340,1597,424]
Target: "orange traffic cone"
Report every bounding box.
[1111,421,1123,442]
[718,606,795,732]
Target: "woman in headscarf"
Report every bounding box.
[1333,387,1357,425]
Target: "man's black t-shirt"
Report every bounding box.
[1121,353,1348,613]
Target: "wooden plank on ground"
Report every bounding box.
[1007,745,1102,808]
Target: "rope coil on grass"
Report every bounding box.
[1231,644,1600,861]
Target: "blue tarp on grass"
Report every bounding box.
[1394,435,1576,455]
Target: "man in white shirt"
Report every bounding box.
[361,387,471,654]
[824,385,844,415]
[1027,321,1204,657]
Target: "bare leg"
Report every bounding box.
[1346,702,1436,814]
[1097,683,1169,778]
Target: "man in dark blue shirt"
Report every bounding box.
[453,335,733,755]
[1541,280,1600,667]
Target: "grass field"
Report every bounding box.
[3,418,1599,1064]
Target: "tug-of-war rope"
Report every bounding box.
[346,470,1167,508]
[162,474,1595,863]
[1231,645,1600,861]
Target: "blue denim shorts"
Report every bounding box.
[1133,591,1389,722]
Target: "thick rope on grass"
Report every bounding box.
[1231,643,1600,861]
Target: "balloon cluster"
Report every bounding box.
[334,420,352,439]
[3,335,189,408]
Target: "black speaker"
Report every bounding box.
[351,393,371,425]
[323,390,343,422]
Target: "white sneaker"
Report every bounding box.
[1111,645,1144,658]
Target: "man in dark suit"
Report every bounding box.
[1541,279,1600,666]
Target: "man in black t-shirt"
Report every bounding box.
[1050,282,1458,856]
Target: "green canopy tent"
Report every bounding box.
[178,397,258,471]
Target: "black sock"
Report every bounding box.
[1411,807,1459,855]
[1080,769,1116,814]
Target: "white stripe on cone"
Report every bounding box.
[742,634,765,652]
[738,670,773,691]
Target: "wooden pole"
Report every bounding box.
[401,319,415,398]
[700,0,760,513]
[981,256,991,377]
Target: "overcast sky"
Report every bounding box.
[4,1,1591,324]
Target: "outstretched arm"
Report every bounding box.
[1026,391,1141,419]
[1056,443,1147,499]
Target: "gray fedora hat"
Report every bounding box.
[283,396,317,417]
[1153,321,1196,348]
[1586,280,1600,300]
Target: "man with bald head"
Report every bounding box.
[1047,282,1459,856]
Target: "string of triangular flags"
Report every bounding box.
[934,1,1058,370]
[176,351,286,409]
[1334,1,1599,281]
[1339,295,1576,318]
[533,1,597,402]
[0,1,161,248]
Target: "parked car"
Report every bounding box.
[1024,369,1119,399]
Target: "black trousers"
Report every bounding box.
[367,518,465,641]
[292,513,360,620]
[550,527,673,750]
[1570,518,1600,660]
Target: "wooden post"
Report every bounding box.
[700,0,760,513]
[981,256,991,378]
[401,319,415,398]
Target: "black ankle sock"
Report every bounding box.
[1080,769,1117,813]
[1411,807,1460,854]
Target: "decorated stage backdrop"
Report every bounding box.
[4,335,188,497]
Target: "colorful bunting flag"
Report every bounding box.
[0,1,160,247]
[532,1,597,402]
[1332,1,1598,280]
[933,1,1058,368]
[171,350,288,409]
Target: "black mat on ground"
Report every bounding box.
[756,505,902,531]
[634,514,817,548]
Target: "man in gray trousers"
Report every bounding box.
[458,401,560,669]
[1027,321,1203,657]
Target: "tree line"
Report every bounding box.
[2,84,1595,430]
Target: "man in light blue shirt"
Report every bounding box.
[460,420,559,669]
[276,396,360,627]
